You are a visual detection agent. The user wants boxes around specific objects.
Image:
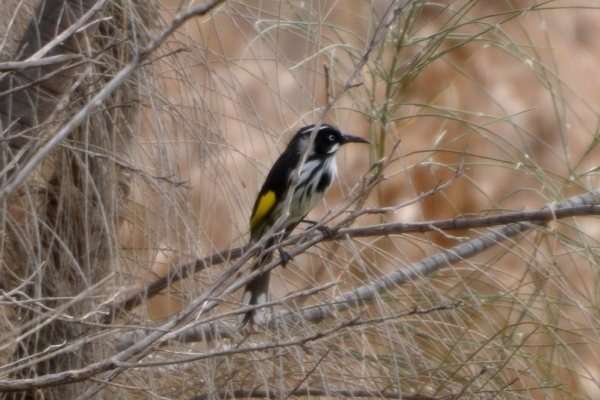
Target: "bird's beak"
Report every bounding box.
[341,133,371,145]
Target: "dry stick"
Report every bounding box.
[159,282,341,347]
[156,191,600,344]
[106,246,245,321]
[0,0,227,202]
[0,0,227,395]
[0,2,413,393]
[282,0,411,224]
[111,189,600,347]
[112,314,364,370]
[108,196,600,320]
[0,54,82,71]
[288,349,331,396]
[168,301,462,357]
[114,305,459,371]
[105,0,415,322]
[292,190,600,325]
[2,169,592,391]
[188,389,438,400]
[0,0,106,80]
[339,203,600,236]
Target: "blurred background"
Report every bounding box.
[115,1,600,398]
[3,0,600,398]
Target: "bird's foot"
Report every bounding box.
[302,219,333,237]
[278,248,293,267]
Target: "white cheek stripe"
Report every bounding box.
[327,143,340,154]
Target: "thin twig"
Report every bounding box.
[284,190,600,325]
[287,350,330,399]
[0,54,82,71]
[107,190,600,320]
[113,315,364,369]
[156,301,463,348]
[117,188,600,344]
[189,388,439,400]
[0,0,227,202]
[450,367,489,400]
[323,63,332,105]
[116,301,461,362]
[263,0,413,258]
[0,0,107,82]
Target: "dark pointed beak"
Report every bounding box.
[341,133,371,145]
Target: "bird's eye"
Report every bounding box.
[329,134,335,141]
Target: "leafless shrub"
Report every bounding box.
[1,1,600,399]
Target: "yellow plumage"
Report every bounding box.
[250,190,276,233]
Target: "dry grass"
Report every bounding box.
[2,0,600,399]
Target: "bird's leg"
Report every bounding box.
[273,231,293,268]
[278,247,292,268]
[301,219,333,237]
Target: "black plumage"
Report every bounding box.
[239,124,370,326]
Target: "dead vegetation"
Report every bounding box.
[1,0,600,399]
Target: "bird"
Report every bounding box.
[238,123,371,326]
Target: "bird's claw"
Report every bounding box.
[279,248,292,267]
[316,225,333,237]
[302,219,333,237]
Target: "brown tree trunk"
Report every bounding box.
[0,0,144,398]
[0,0,99,156]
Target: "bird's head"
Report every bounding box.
[294,124,371,156]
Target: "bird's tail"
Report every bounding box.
[237,243,274,327]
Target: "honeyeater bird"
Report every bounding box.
[239,123,371,326]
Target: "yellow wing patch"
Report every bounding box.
[250,190,276,232]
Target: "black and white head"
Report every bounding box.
[291,124,371,158]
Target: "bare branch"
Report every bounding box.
[111,186,600,347]
[285,190,600,325]
[164,301,464,348]
[0,0,227,201]
[9,0,107,64]
[108,188,600,321]
[188,388,439,400]
[263,0,414,251]
[0,54,82,72]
